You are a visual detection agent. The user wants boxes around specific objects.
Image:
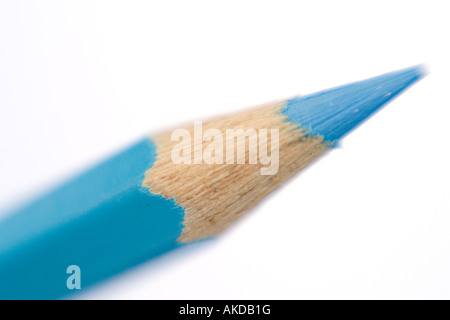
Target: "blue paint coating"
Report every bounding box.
[282,66,425,143]
[0,138,185,300]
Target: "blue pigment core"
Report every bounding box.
[282,66,425,143]
[0,138,185,300]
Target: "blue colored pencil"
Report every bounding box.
[0,66,424,299]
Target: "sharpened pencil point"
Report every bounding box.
[0,64,426,299]
[282,65,426,142]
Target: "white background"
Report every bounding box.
[0,1,449,299]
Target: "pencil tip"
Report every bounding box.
[282,65,426,142]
